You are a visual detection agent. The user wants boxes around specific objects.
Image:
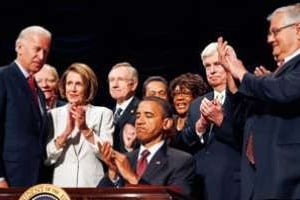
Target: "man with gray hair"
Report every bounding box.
[35,64,66,110]
[218,3,300,199]
[0,25,51,187]
[108,62,140,153]
[174,42,243,200]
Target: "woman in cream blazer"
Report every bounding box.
[46,63,114,187]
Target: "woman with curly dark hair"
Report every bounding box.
[169,73,209,131]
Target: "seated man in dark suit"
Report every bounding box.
[97,96,195,198]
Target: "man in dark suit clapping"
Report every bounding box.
[98,96,195,198]
[218,3,300,199]
[175,42,242,200]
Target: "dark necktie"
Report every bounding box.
[113,108,123,124]
[136,149,150,177]
[27,75,39,107]
[246,133,255,165]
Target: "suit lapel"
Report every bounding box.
[222,90,231,114]
[117,97,139,127]
[11,63,43,123]
[129,150,139,171]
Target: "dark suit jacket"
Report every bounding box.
[112,96,140,153]
[237,54,300,199]
[55,99,66,108]
[98,142,196,198]
[0,62,48,186]
[175,91,242,200]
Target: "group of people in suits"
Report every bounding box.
[1,2,300,200]
[98,96,195,197]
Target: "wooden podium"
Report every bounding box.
[0,185,190,200]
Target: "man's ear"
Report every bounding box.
[129,80,138,92]
[163,117,173,130]
[15,40,21,52]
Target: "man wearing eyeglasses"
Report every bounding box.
[218,3,300,200]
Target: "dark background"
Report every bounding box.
[0,0,295,107]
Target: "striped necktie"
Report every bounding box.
[136,149,150,177]
[113,108,123,124]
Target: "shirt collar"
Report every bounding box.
[15,60,30,78]
[213,90,226,105]
[116,96,134,113]
[283,48,300,65]
[138,140,164,163]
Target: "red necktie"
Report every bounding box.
[274,60,284,74]
[246,133,255,165]
[136,149,150,177]
[27,75,39,107]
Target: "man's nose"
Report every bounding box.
[39,80,48,87]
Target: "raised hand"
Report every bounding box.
[70,104,88,131]
[112,150,139,184]
[200,97,224,126]
[254,65,271,77]
[54,106,75,149]
[98,142,117,172]
[217,37,247,81]
[217,37,230,71]
[65,107,75,134]
[195,114,209,134]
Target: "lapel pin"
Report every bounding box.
[155,161,161,165]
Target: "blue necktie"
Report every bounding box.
[113,108,123,124]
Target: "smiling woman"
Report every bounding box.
[45,62,115,187]
[169,73,209,131]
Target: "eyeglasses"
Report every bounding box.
[268,23,296,37]
[172,90,193,98]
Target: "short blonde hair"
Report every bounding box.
[59,63,98,103]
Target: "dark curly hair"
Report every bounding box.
[169,73,209,98]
